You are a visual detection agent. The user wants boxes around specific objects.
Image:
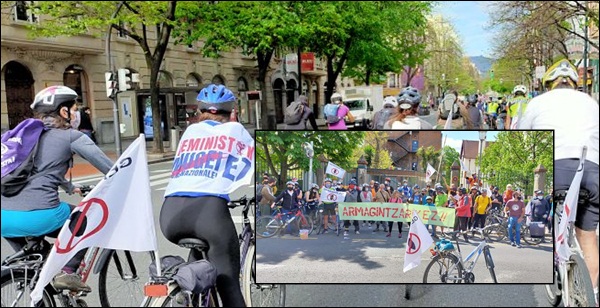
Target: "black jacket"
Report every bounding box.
[274,190,300,210]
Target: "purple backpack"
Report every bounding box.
[1,118,46,197]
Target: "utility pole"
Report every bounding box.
[582,0,589,94]
[106,1,126,156]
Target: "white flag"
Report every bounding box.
[31,135,158,305]
[444,105,454,129]
[425,163,436,182]
[404,211,434,272]
[459,159,469,174]
[320,187,346,203]
[555,151,586,263]
[325,161,346,179]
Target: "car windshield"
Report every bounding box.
[345,99,366,110]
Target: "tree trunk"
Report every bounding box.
[365,68,371,86]
[257,49,276,130]
[280,159,289,190]
[148,58,165,153]
[325,57,336,104]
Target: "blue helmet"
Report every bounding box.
[197,84,236,114]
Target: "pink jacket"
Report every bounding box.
[456,195,471,217]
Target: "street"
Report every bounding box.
[256,224,553,284]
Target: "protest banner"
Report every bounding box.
[338,202,455,227]
[325,161,346,179]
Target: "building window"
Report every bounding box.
[14,1,37,23]
[187,30,193,49]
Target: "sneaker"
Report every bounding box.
[322,229,329,234]
[398,233,402,238]
[53,272,92,292]
[355,230,360,235]
[344,231,349,236]
[368,223,372,229]
[516,244,522,248]
[386,232,391,237]
[511,242,516,247]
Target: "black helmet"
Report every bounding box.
[460,187,467,194]
[467,94,478,105]
[397,86,421,109]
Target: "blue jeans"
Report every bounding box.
[508,216,521,245]
[428,224,437,235]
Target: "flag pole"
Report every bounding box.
[435,135,447,184]
[140,133,162,278]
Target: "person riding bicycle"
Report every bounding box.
[518,58,599,301]
[305,183,320,216]
[320,178,338,234]
[272,181,302,236]
[1,85,113,292]
[160,84,253,307]
[506,84,529,129]
[385,86,433,129]
[466,94,483,129]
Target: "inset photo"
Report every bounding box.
[255,130,554,284]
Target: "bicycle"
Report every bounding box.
[256,206,314,238]
[422,230,497,283]
[545,146,596,307]
[0,185,146,307]
[143,196,286,307]
[481,211,544,245]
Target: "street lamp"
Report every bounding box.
[478,131,487,186]
[302,141,314,190]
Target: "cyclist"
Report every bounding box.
[320,178,337,234]
[506,84,529,129]
[385,86,433,129]
[518,59,599,299]
[456,187,471,242]
[305,183,320,216]
[1,86,113,292]
[272,181,302,236]
[160,84,253,307]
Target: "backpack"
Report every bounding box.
[439,93,459,120]
[284,101,305,125]
[372,108,395,129]
[256,183,264,203]
[1,119,46,197]
[324,103,341,124]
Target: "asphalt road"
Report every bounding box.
[256,223,554,284]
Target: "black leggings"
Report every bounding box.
[160,196,245,307]
[388,222,403,234]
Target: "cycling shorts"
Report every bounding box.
[323,203,337,216]
[555,159,599,231]
[1,201,71,238]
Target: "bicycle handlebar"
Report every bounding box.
[79,184,95,197]
[227,195,255,209]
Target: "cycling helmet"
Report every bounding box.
[349,179,358,185]
[435,185,443,191]
[383,96,398,108]
[293,181,299,187]
[459,187,467,194]
[466,94,478,105]
[30,85,78,113]
[426,196,433,201]
[413,184,420,189]
[197,84,236,114]
[397,86,421,109]
[513,85,527,96]
[286,181,294,186]
[542,59,578,89]
[311,183,319,189]
[324,178,332,183]
[330,92,343,104]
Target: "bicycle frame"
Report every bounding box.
[452,239,488,276]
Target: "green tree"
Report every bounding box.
[416,146,440,176]
[439,145,460,185]
[179,1,306,130]
[256,131,365,187]
[480,131,553,195]
[351,132,393,169]
[28,1,186,153]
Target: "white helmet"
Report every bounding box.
[512,85,527,95]
[331,92,343,104]
[383,96,398,108]
[542,59,578,89]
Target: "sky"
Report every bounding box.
[432,1,497,58]
[442,131,499,153]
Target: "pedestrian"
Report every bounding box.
[424,196,437,237]
[343,179,360,236]
[504,190,525,248]
[285,95,319,130]
[78,106,97,144]
[259,177,277,218]
[387,191,404,238]
[326,93,354,130]
[373,183,390,233]
[359,183,372,228]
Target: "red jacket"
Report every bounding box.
[456,195,471,217]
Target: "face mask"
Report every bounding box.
[325,184,331,189]
[349,185,355,190]
[287,187,293,191]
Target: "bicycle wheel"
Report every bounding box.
[566,253,596,307]
[98,250,152,307]
[521,224,543,245]
[242,245,286,307]
[483,246,497,283]
[0,268,56,307]
[545,266,562,307]
[422,253,463,283]
[484,225,506,243]
[256,216,282,238]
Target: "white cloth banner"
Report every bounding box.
[325,161,346,179]
[444,105,454,129]
[555,151,586,263]
[425,163,436,183]
[404,211,434,272]
[459,159,469,174]
[31,135,158,305]
[319,187,346,203]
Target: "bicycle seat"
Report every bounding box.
[177,238,209,251]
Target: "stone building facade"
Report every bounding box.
[1,3,353,143]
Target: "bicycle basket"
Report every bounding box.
[172,260,217,294]
[149,255,186,280]
[435,239,455,252]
